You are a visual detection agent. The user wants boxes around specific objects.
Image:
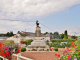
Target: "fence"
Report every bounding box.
[0,53,33,60]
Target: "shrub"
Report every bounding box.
[25,39,33,46]
[46,42,49,45]
[21,48,26,52]
[0,58,3,60]
[5,40,14,46]
[54,47,58,51]
[75,39,80,45]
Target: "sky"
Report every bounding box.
[0,0,80,36]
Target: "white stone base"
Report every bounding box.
[27,40,49,48]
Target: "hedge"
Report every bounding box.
[51,39,76,42]
[49,42,72,48]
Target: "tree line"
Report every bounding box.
[0,31,15,37]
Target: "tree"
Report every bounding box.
[17,31,20,34]
[44,32,48,35]
[53,32,61,39]
[60,33,64,39]
[64,30,68,39]
[7,32,9,37]
[9,31,14,37]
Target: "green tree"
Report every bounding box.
[64,30,68,39]
[7,32,9,37]
[44,32,48,35]
[17,31,20,34]
[60,33,64,39]
[9,31,14,37]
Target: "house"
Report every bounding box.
[7,31,50,43]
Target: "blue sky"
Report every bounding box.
[0,0,80,36]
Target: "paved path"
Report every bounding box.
[12,48,65,60]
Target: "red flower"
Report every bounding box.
[67,55,70,59]
[55,53,57,56]
[50,49,52,51]
[79,59,80,60]
[67,47,69,49]
[33,49,35,51]
[71,42,75,46]
[74,46,75,48]
[57,54,60,57]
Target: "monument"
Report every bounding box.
[35,20,41,37]
[27,20,49,48]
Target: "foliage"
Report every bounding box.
[21,48,26,52]
[46,42,49,45]
[49,42,71,48]
[54,47,58,51]
[4,40,14,46]
[17,31,20,34]
[44,32,48,35]
[57,42,80,60]
[0,31,15,37]
[64,30,68,39]
[25,39,33,46]
[75,39,80,45]
[60,33,64,39]
[0,58,3,60]
[53,32,61,39]
[0,41,21,60]
[51,39,75,42]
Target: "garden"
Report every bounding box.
[46,39,76,48]
[0,40,21,60]
[54,39,80,60]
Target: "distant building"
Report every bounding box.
[7,31,50,43]
[68,36,77,39]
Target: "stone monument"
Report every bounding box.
[35,20,41,37]
[27,20,49,48]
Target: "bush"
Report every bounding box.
[5,40,14,46]
[54,47,58,51]
[46,42,49,45]
[75,39,80,45]
[51,39,75,42]
[25,39,33,46]
[49,42,72,48]
[21,48,26,52]
[0,58,3,60]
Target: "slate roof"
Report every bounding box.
[19,31,49,37]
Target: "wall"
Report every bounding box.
[35,37,50,42]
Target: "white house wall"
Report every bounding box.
[7,37,21,43]
[35,37,50,42]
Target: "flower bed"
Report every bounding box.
[55,41,80,60]
[26,47,54,51]
[0,40,21,60]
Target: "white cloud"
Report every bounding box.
[0,0,80,19]
[0,0,80,34]
[0,20,35,33]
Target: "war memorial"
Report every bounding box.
[27,20,49,48]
